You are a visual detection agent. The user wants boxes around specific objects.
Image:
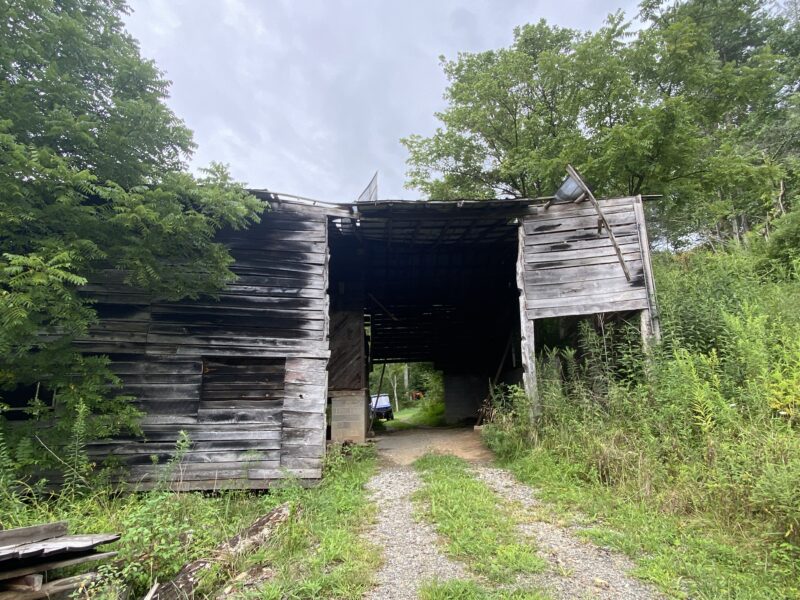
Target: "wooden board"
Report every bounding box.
[0,551,117,582]
[0,523,68,549]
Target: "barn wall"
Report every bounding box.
[80,203,330,490]
[521,196,650,319]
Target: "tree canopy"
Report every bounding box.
[402,0,800,245]
[0,0,264,453]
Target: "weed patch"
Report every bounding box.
[236,444,379,599]
[0,444,379,599]
[497,448,798,599]
[419,579,550,600]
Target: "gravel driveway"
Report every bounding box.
[362,427,665,600]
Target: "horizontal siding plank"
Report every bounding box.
[283,411,324,429]
[525,275,646,299]
[529,297,650,319]
[283,428,325,445]
[280,456,323,469]
[525,244,641,265]
[525,233,639,252]
[524,261,644,285]
[196,409,282,424]
[88,439,282,453]
[524,211,636,235]
[532,202,634,224]
[280,442,326,458]
[525,287,648,309]
[523,223,639,245]
[136,426,283,442]
[120,466,319,482]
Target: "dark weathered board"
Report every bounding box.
[520,196,650,320]
[328,311,366,391]
[78,203,331,489]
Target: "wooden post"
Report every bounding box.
[516,223,540,417]
[633,195,661,345]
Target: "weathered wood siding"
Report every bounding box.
[516,195,656,408]
[520,196,652,320]
[81,203,330,489]
[328,311,367,391]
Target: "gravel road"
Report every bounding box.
[475,467,664,600]
[363,465,470,600]
[362,428,664,600]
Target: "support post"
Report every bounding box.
[516,223,540,417]
[632,195,661,345]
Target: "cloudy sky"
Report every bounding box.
[125,0,638,201]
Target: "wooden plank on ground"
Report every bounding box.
[0,535,119,562]
[0,551,117,582]
[0,523,68,549]
[0,573,96,600]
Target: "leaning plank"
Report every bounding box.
[0,523,68,549]
[0,551,117,582]
[153,503,290,600]
[0,573,96,600]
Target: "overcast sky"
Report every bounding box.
[125,0,638,202]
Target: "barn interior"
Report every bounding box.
[327,200,539,427]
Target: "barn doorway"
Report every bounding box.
[327,200,527,437]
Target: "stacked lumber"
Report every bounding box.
[0,522,118,599]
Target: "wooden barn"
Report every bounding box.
[76,188,659,490]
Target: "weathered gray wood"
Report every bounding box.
[633,195,661,342]
[529,298,649,319]
[279,456,323,469]
[0,574,43,592]
[524,211,636,235]
[516,224,539,415]
[0,523,68,549]
[0,573,96,600]
[526,275,645,299]
[525,242,641,263]
[534,201,634,223]
[283,411,324,429]
[525,288,647,309]
[525,233,639,252]
[525,260,644,285]
[89,439,282,454]
[115,450,281,466]
[0,534,119,562]
[0,551,117,582]
[121,466,318,483]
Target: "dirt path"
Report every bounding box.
[374,426,493,465]
[364,427,664,600]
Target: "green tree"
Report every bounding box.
[403,0,799,245]
[0,0,264,466]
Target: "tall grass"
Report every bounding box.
[484,245,800,598]
[0,441,378,598]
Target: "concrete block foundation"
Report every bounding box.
[330,389,368,443]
